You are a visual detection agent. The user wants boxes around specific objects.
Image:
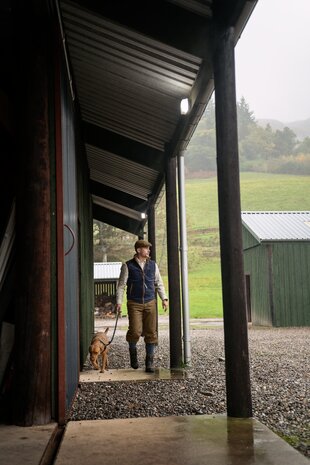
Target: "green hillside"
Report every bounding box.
[158,172,310,318]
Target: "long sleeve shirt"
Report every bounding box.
[116,257,168,305]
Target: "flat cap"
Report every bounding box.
[134,239,152,251]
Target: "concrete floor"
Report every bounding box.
[0,422,57,465]
[54,415,309,465]
[80,367,193,382]
[1,392,309,465]
[1,321,308,465]
[2,416,309,465]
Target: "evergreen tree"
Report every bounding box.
[237,96,256,140]
[273,127,297,157]
[294,136,310,154]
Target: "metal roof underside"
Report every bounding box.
[241,211,310,242]
[59,0,257,235]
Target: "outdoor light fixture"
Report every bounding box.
[141,212,147,219]
[180,98,189,115]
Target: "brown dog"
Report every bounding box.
[89,328,110,373]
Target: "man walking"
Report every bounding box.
[115,239,168,373]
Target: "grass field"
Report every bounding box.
[158,172,310,318]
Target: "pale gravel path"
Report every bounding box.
[70,326,310,458]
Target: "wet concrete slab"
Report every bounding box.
[54,415,309,465]
[80,367,193,382]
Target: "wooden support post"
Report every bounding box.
[213,26,252,418]
[147,204,159,335]
[147,204,156,262]
[165,156,183,368]
[13,9,52,425]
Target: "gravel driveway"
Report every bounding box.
[70,326,310,459]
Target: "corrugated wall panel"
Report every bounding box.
[272,242,310,327]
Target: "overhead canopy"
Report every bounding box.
[59,0,257,235]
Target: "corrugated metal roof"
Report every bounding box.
[61,0,201,151]
[94,262,122,280]
[58,0,257,233]
[241,212,310,241]
[87,144,158,200]
[166,0,212,17]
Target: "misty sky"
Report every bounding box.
[235,0,310,123]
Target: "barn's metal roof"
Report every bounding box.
[58,0,257,235]
[241,212,310,242]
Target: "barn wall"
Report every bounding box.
[243,243,272,326]
[76,133,94,369]
[243,222,310,327]
[61,66,80,413]
[272,242,310,327]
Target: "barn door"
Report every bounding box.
[245,274,252,323]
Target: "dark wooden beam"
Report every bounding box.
[90,181,148,212]
[167,61,214,159]
[83,122,165,172]
[213,25,252,418]
[13,7,52,425]
[93,204,145,236]
[213,0,256,28]
[165,155,183,368]
[147,204,157,262]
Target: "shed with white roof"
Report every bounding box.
[93,262,122,316]
[241,212,310,327]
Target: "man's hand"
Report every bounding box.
[115,303,122,315]
[162,299,169,312]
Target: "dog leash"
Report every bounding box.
[106,310,120,347]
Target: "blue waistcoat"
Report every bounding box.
[126,258,156,303]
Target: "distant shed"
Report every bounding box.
[94,262,122,316]
[241,212,310,327]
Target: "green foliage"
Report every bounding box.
[294,136,310,154]
[273,126,297,157]
[185,99,217,173]
[239,124,275,161]
[185,96,310,176]
[93,220,136,262]
[237,96,256,139]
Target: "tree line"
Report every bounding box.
[185,97,310,176]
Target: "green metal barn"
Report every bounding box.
[242,212,310,327]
